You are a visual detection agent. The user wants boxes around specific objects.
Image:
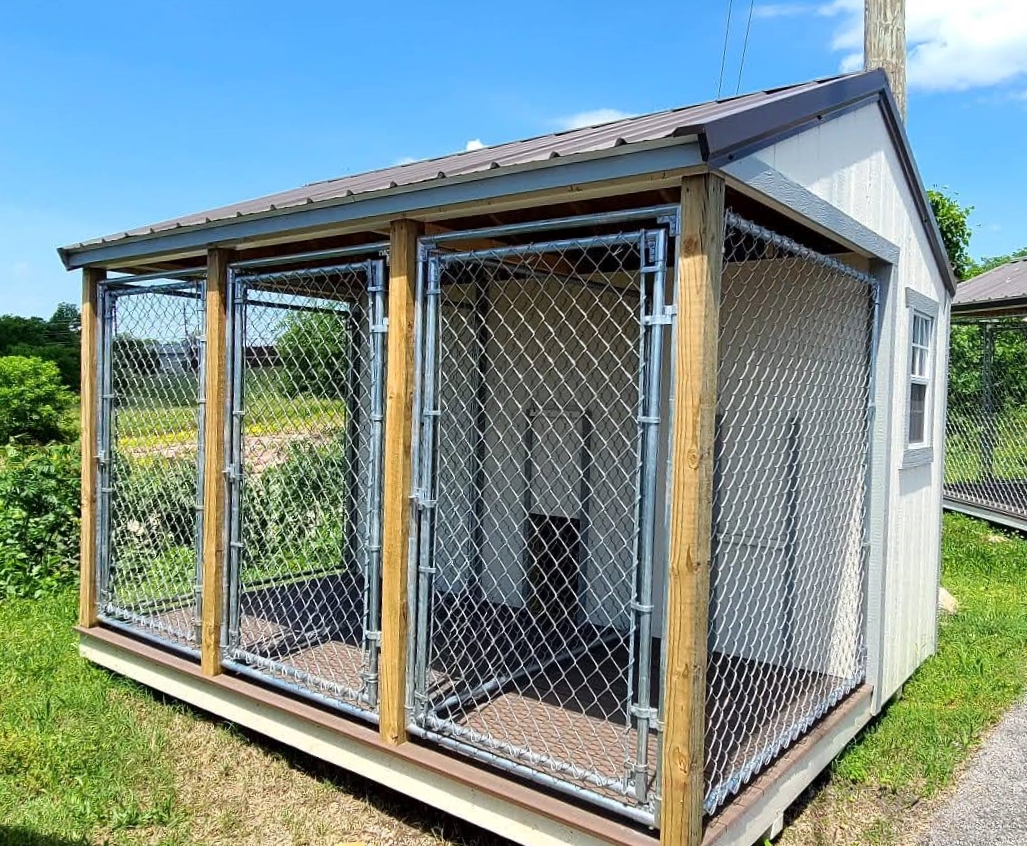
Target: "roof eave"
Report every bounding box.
[697,69,956,297]
[58,139,703,271]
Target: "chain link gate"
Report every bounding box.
[96,273,207,653]
[704,212,877,813]
[222,255,386,720]
[945,318,1027,526]
[407,208,676,824]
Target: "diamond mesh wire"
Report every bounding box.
[410,223,671,821]
[224,260,385,718]
[945,318,1027,523]
[705,213,875,813]
[97,277,206,651]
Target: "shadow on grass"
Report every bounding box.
[92,664,506,846]
[0,828,91,846]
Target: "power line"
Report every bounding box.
[735,0,756,94]
[717,0,736,98]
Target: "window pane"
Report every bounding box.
[909,382,927,443]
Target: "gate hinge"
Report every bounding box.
[365,629,382,643]
[371,318,389,335]
[642,305,676,326]
[411,490,437,510]
[629,704,660,723]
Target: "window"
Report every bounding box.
[903,288,940,468]
[908,311,932,445]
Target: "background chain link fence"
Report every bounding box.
[97,274,206,652]
[945,318,1027,526]
[705,213,876,813]
[408,213,674,824]
[223,258,386,720]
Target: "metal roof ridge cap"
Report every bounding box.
[701,70,889,165]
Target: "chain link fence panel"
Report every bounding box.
[223,258,386,720]
[408,211,675,824]
[705,213,876,813]
[96,274,206,653]
[945,318,1027,526]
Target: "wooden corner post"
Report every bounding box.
[380,219,422,745]
[201,247,231,676]
[660,174,725,846]
[79,266,106,628]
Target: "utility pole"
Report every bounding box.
[864,0,906,120]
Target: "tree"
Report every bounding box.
[0,303,81,391]
[276,310,351,398]
[970,245,1027,279]
[0,356,74,444]
[928,189,973,282]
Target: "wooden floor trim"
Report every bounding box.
[77,625,656,846]
[78,625,873,846]
[701,684,874,846]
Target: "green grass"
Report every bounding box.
[113,367,348,448]
[0,592,183,845]
[3,513,1027,845]
[834,512,1027,796]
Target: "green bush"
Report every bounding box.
[246,435,351,576]
[0,443,80,598]
[0,355,74,444]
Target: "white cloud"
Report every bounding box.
[464,139,485,151]
[556,108,633,131]
[752,3,814,19]
[819,0,1027,91]
[392,156,418,166]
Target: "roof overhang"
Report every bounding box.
[58,69,956,296]
[58,140,703,270]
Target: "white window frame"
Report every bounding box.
[903,289,939,468]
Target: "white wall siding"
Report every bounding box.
[756,103,949,705]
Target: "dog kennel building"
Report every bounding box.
[63,70,952,846]
[944,259,1027,532]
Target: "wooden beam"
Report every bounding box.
[200,248,231,676]
[380,219,422,744]
[79,267,106,628]
[661,174,725,846]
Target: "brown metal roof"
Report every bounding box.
[57,69,955,296]
[953,258,1027,314]
[59,76,851,252]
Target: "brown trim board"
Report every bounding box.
[78,624,874,846]
[77,624,656,846]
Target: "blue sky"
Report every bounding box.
[2,0,1025,316]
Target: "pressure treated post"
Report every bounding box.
[201,248,230,676]
[660,174,724,846]
[380,219,422,744]
[79,266,106,627]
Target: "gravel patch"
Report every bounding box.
[920,696,1027,846]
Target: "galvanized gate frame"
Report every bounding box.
[405,206,678,825]
[95,272,207,654]
[221,254,388,720]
